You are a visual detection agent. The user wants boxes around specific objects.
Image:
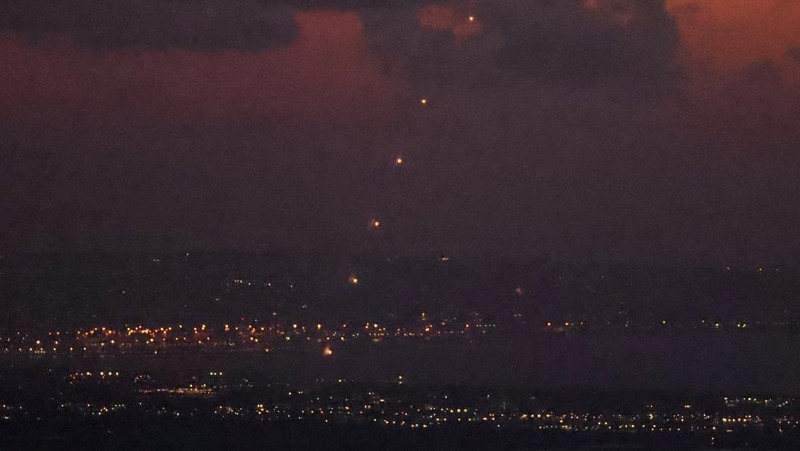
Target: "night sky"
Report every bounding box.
[2,0,799,263]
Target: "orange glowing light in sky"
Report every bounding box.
[419,4,482,43]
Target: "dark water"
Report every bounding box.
[38,331,800,394]
[279,332,800,393]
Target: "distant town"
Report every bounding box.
[2,368,800,448]
[3,253,800,447]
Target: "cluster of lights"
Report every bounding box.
[5,319,496,356]
[7,374,800,440]
[3,314,787,358]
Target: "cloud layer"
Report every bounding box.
[1,1,799,262]
[0,0,297,50]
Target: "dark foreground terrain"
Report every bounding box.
[4,418,798,450]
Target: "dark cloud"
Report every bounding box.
[0,0,440,52]
[0,0,678,84]
[0,0,297,50]
[788,46,800,62]
[283,0,436,8]
[489,0,677,84]
[358,0,678,96]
